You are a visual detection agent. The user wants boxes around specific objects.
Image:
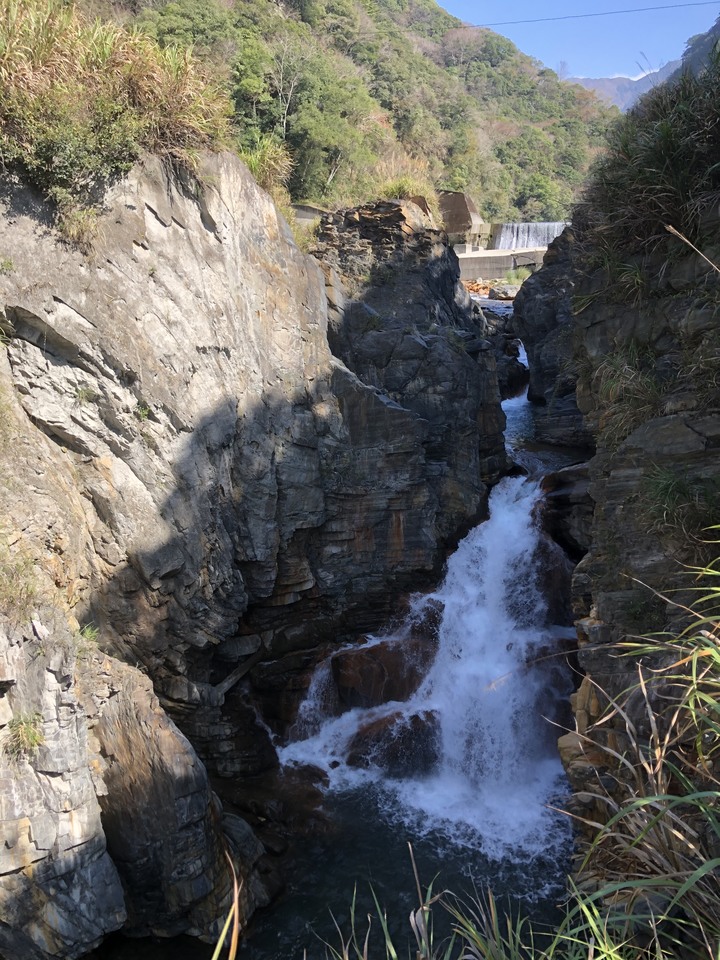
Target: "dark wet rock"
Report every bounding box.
[512,229,594,448]
[331,633,437,709]
[541,462,594,560]
[346,709,440,776]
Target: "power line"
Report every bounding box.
[474,2,719,28]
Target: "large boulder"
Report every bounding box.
[346,710,440,777]
[331,632,437,709]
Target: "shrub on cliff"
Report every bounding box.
[577,51,720,257]
[0,0,231,242]
[374,172,441,222]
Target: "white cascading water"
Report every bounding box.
[280,475,571,863]
[491,221,568,250]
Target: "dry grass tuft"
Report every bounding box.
[0,0,231,244]
[592,343,663,447]
[568,566,720,958]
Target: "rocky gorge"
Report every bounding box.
[0,152,513,958]
[2,140,719,960]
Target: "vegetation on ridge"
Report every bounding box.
[74,0,615,220]
[576,51,720,261]
[0,0,230,241]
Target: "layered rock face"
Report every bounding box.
[517,224,720,826]
[512,230,594,448]
[314,199,509,534]
[0,155,508,956]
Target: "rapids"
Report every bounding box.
[279,476,572,860]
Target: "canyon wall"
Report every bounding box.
[0,153,506,957]
[515,227,720,823]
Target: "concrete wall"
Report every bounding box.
[456,248,546,281]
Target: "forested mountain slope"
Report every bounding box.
[93,0,616,220]
[673,12,720,76]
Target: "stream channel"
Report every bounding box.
[239,339,586,959]
[98,330,587,960]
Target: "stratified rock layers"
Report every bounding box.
[516,226,720,829]
[0,154,506,956]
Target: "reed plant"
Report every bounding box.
[562,561,720,959]
[211,851,241,960]
[238,133,293,193]
[639,466,718,547]
[2,711,44,760]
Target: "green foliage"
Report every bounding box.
[136,0,237,53]
[135,400,151,421]
[504,267,531,284]
[566,573,720,959]
[444,892,529,960]
[324,852,454,960]
[3,712,44,760]
[375,174,440,221]
[0,0,231,242]
[238,133,293,192]
[128,0,613,217]
[578,51,720,259]
[293,217,320,254]
[75,621,100,657]
[74,384,96,405]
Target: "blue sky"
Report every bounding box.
[438,1,720,77]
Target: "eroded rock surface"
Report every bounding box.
[517,217,720,841]
[512,230,594,448]
[0,154,508,956]
[314,199,510,528]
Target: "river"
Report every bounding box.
[237,378,582,959]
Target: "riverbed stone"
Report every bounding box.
[330,633,437,709]
[346,709,440,776]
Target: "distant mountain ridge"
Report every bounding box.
[572,12,720,111]
[569,60,680,110]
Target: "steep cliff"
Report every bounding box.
[515,223,720,831]
[512,230,594,449]
[0,152,507,957]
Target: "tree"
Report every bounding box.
[267,32,311,140]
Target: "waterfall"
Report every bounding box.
[279,475,572,862]
[491,222,567,250]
